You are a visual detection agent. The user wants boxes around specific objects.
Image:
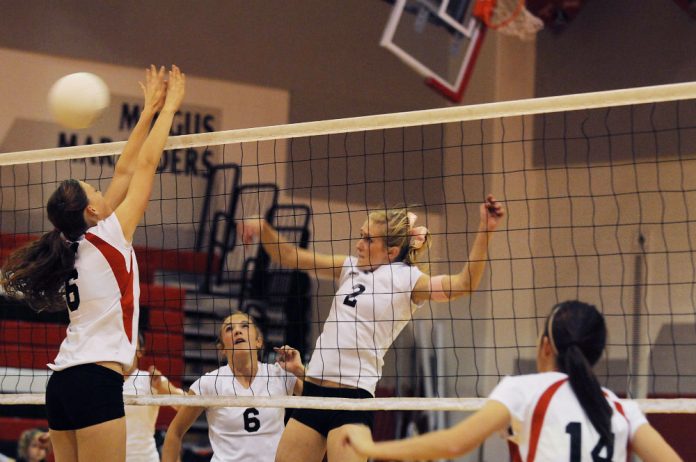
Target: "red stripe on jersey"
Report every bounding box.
[508,440,523,462]
[527,378,568,462]
[612,399,631,462]
[85,233,135,341]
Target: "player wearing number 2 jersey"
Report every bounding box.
[162,312,304,462]
[1,65,185,462]
[345,300,682,462]
[239,195,504,462]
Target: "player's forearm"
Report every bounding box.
[363,428,470,460]
[449,228,493,297]
[115,108,156,176]
[161,433,184,462]
[154,376,185,395]
[289,363,306,379]
[137,108,176,170]
[260,221,301,269]
[359,403,506,460]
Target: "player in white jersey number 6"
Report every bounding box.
[1,65,185,462]
[239,195,504,462]
[162,311,304,462]
[344,300,682,462]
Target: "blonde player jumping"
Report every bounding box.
[240,195,504,462]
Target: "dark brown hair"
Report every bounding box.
[0,179,89,312]
[547,300,612,446]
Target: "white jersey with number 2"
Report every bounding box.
[488,371,648,462]
[305,256,423,394]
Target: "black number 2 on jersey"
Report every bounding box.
[342,284,366,308]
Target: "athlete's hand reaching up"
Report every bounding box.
[238,217,264,245]
[274,345,304,378]
[480,194,505,232]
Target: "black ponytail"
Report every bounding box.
[550,301,613,445]
[0,180,88,312]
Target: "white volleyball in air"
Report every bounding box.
[48,72,110,129]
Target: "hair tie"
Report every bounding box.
[56,230,79,253]
[407,212,428,250]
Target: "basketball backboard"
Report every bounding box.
[381,0,486,103]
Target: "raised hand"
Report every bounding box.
[480,194,505,232]
[237,217,264,245]
[162,65,186,113]
[139,65,167,113]
[274,345,304,377]
[148,364,172,392]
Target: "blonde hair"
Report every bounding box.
[368,208,431,271]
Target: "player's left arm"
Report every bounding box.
[161,390,204,462]
[104,65,166,210]
[412,195,504,304]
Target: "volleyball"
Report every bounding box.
[48,72,110,129]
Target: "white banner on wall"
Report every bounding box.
[0,48,290,248]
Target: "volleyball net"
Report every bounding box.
[1,82,696,419]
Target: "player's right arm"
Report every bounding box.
[149,365,185,410]
[239,218,346,280]
[345,400,510,460]
[161,390,204,462]
[103,65,166,210]
[115,65,185,242]
[631,424,683,462]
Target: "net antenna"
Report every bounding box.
[380,0,486,103]
[472,0,543,40]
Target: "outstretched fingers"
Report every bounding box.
[140,65,167,112]
[274,345,303,375]
[163,65,186,112]
[274,345,298,362]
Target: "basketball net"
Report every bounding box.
[473,0,544,41]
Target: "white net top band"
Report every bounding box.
[1,394,695,414]
[1,81,696,166]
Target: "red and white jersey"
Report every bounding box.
[305,256,423,394]
[190,363,296,462]
[49,213,139,371]
[488,372,648,462]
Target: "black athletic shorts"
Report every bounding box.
[290,380,374,437]
[46,363,124,431]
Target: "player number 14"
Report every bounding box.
[565,422,614,462]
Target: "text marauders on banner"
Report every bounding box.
[62,101,218,178]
